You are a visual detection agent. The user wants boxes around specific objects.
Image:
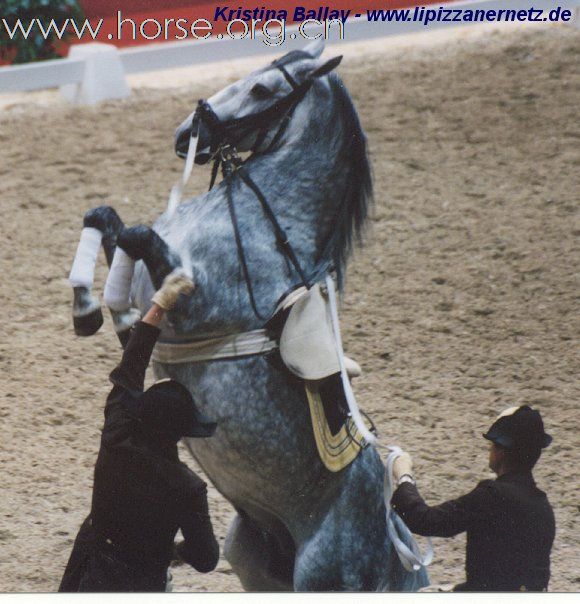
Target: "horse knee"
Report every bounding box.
[83,206,123,234]
[116,225,156,262]
[83,206,124,265]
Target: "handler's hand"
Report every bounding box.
[393,452,414,484]
[152,269,194,310]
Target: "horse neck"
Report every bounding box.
[242,88,350,267]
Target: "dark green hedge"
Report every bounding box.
[1,0,84,64]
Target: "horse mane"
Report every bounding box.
[322,73,373,291]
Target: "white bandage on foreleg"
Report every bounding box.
[69,227,103,289]
[104,247,136,312]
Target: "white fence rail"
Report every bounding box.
[0,0,578,103]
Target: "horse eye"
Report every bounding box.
[251,83,271,100]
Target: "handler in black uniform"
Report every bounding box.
[391,405,554,591]
[60,270,219,592]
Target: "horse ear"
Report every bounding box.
[308,55,343,79]
[303,38,325,58]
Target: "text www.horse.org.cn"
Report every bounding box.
[113,11,346,46]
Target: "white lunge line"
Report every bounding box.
[325,274,377,446]
[383,446,434,572]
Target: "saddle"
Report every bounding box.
[277,282,340,380]
[272,281,369,472]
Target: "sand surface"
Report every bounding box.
[0,23,578,592]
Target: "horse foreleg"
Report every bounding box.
[103,224,182,343]
[69,206,124,336]
[116,225,181,289]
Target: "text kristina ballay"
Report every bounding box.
[214,6,353,23]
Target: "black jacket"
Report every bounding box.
[391,472,555,591]
[60,321,219,592]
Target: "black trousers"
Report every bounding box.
[59,516,167,592]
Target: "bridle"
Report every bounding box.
[191,55,328,322]
[196,53,314,161]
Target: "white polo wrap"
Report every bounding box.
[103,247,136,312]
[68,227,103,289]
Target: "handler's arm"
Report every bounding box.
[176,481,220,573]
[391,480,495,537]
[108,320,162,394]
[107,270,194,397]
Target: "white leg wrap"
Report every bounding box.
[104,248,136,312]
[69,227,103,289]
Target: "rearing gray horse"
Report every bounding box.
[69,40,429,591]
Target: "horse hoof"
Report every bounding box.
[73,308,104,336]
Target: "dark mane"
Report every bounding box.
[322,73,373,290]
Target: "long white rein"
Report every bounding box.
[325,274,433,573]
[383,446,434,572]
[167,131,199,220]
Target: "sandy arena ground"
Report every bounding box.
[0,23,578,592]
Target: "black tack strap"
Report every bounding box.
[277,65,299,90]
[209,157,221,191]
[238,168,310,289]
[226,181,268,322]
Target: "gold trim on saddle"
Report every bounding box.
[305,382,365,473]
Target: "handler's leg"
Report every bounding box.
[225,512,295,591]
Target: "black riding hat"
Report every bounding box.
[124,379,216,439]
[483,405,552,450]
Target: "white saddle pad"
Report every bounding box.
[279,282,340,380]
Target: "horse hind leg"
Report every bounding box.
[225,512,295,592]
[69,206,124,336]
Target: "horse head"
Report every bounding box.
[174,41,372,290]
[174,40,342,164]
